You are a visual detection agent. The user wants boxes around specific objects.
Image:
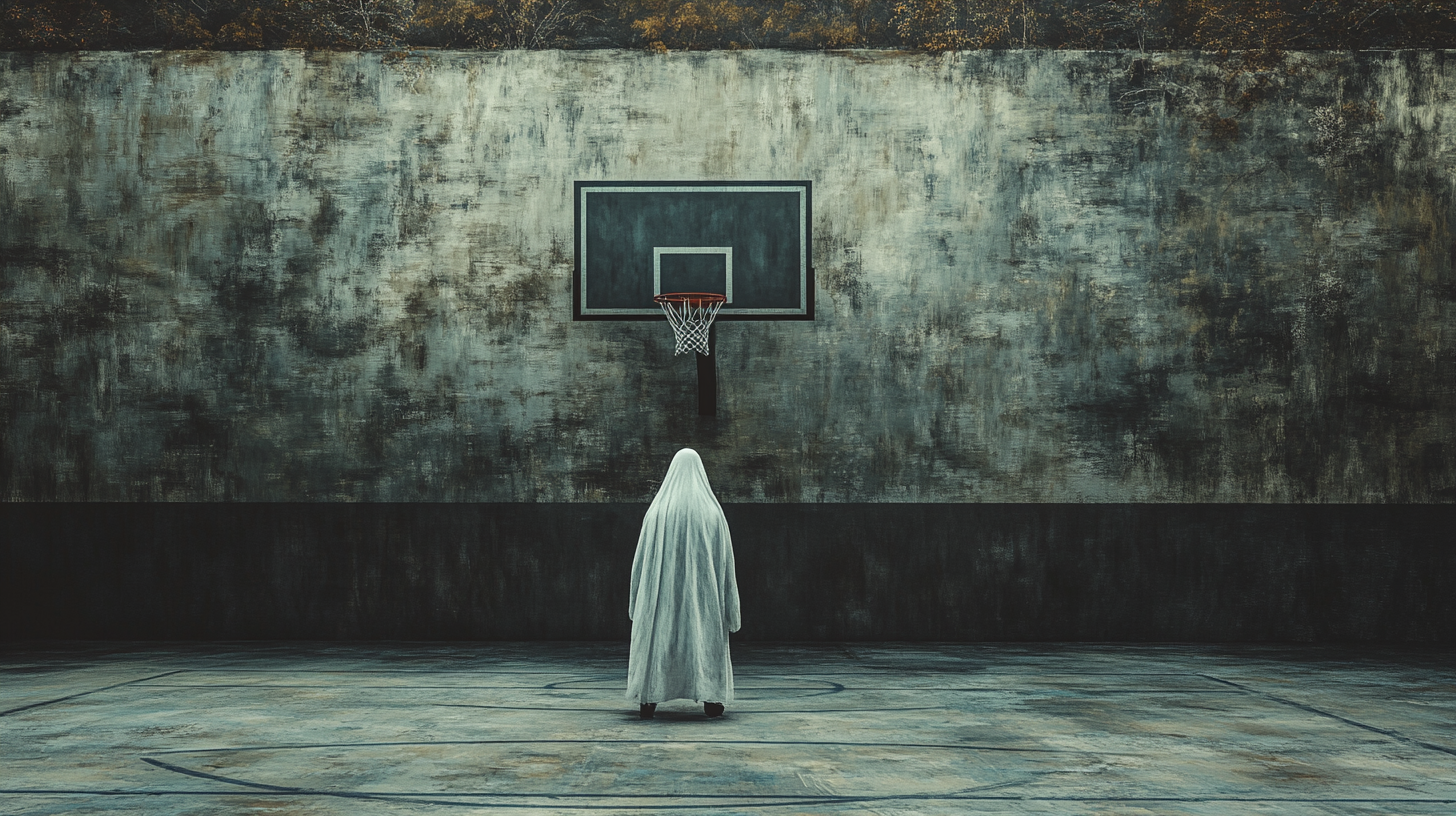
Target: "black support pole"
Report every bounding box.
[696,324,717,417]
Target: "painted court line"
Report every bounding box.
[431,703,948,713]
[147,737,1087,755]
[1201,674,1456,759]
[9,780,1453,812]
[0,670,187,717]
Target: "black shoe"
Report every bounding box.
[639,703,657,719]
[704,702,724,718]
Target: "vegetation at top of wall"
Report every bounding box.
[2,0,1455,51]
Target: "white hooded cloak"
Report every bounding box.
[626,448,741,704]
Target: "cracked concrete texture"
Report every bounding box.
[2,642,1454,814]
[1,50,1454,502]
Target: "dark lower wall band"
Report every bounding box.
[2,503,1452,642]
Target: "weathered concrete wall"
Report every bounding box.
[2,49,1454,502]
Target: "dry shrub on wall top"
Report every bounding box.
[607,0,1049,52]
[164,0,418,49]
[773,0,891,48]
[0,0,122,49]
[411,0,588,48]
[0,0,416,49]
[1180,0,1290,53]
[608,0,891,51]
[1317,0,1456,48]
[616,0,762,50]
[130,0,285,49]
[889,0,1300,53]
[285,0,416,48]
[889,0,1456,52]
[410,0,496,46]
[2,0,1456,55]
[891,0,1047,50]
[1176,0,1456,52]
[1065,0,1170,51]
[889,0,970,50]
[0,0,590,50]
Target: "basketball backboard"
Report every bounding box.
[573,181,813,321]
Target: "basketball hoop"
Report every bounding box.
[654,292,726,356]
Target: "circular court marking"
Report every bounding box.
[143,738,1064,809]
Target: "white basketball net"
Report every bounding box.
[658,296,724,356]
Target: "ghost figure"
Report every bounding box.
[627,448,741,719]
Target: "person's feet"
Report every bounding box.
[704,702,724,718]
[639,703,657,719]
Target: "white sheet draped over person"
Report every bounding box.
[627,448,741,717]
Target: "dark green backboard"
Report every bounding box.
[574,181,813,320]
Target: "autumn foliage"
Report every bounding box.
[1,0,1453,50]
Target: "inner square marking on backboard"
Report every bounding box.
[653,247,734,303]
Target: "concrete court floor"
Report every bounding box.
[2,642,1454,816]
